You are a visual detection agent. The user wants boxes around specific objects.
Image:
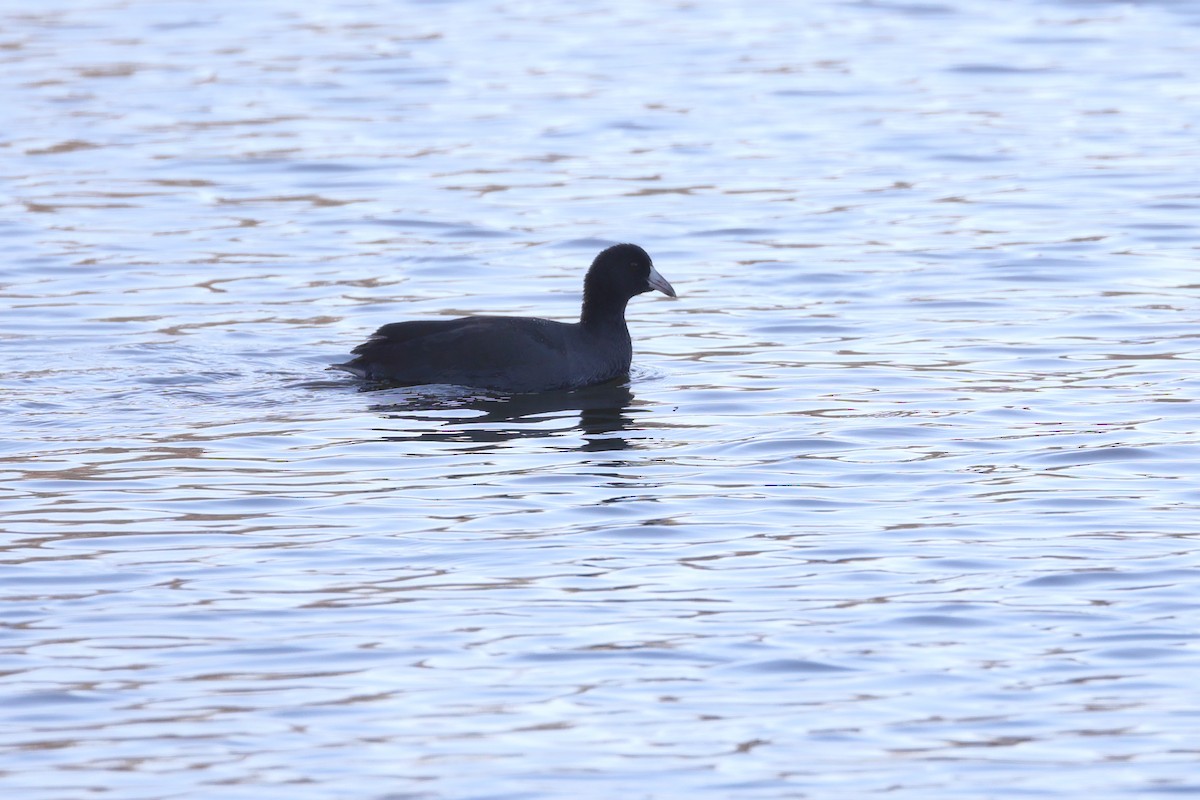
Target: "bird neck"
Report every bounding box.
[579,292,630,329]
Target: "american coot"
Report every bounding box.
[333,244,676,393]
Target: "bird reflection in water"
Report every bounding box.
[361,380,639,451]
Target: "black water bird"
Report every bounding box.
[333,244,675,392]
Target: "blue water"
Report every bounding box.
[3,0,1200,797]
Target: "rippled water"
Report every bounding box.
[4,0,1200,797]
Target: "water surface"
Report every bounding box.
[3,0,1200,797]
